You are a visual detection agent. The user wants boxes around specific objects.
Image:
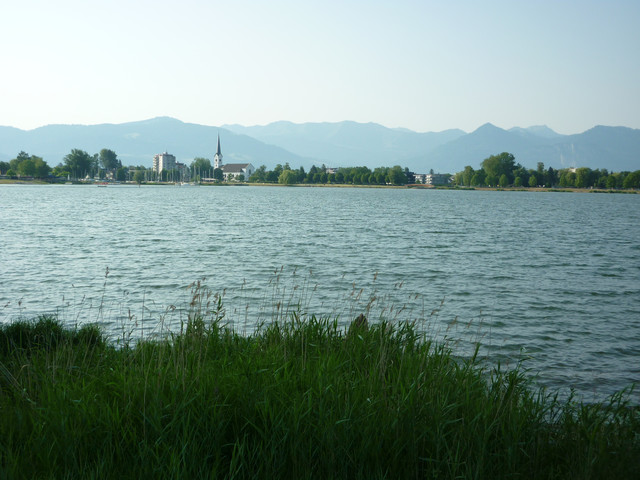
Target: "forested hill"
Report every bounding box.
[1,117,639,173]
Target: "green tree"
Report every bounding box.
[64,149,95,180]
[133,170,145,185]
[0,161,9,174]
[12,151,30,169]
[249,165,268,183]
[52,163,70,178]
[622,170,640,189]
[510,166,524,184]
[278,169,298,185]
[373,167,388,185]
[575,167,593,188]
[485,175,498,186]
[116,167,128,182]
[461,166,475,186]
[213,168,224,182]
[613,172,626,189]
[99,149,121,170]
[11,152,50,178]
[340,167,354,184]
[482,152,516,184]
[191,157,212,177]
[559,170,576,187]
[404,167,415,184]
[474,169,486,186]
[306,165,319,183]
[528,174,537,187]
[266,164,284,183]
[594,169,608,188]
[33,156,51,178]
[17,157,36,177]
[297,166,306,183]
[499,174,509,187]
[514,177,522,187]
[387,166,407,185]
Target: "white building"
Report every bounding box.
[153,152,176,174]
[214,134,254,181]
[415,173,452,185]
[424,173,451,185]
[213,134,223,169]
[222,163,255,181]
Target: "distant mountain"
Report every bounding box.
[222,121,465,169]
[509,125,563,139]
[408,123,545,173]
[1,117,638,174]
[406,123,640,173]
[557,126,640,171]
[0,117,311,169]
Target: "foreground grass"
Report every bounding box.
[0,314,638,479]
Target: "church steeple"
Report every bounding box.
[214,133,223,169]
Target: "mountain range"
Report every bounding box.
[1,117,638,174]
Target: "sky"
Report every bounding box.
[1,0,639,134]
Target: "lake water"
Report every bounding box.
[1,184,639,403]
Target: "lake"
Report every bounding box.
[1,184,639,403]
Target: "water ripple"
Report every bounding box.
[1,186,639,403]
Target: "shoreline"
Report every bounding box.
[1,178,638,193]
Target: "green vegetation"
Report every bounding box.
[2,145,638,190]
[133,170,145,185]
[455,152,640,189]
[250,162,412,186]
[1,293,638,479]
[0,151,51,179]
[1,148,128,182]
[190,157,213,182]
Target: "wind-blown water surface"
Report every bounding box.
[1,185,638,402]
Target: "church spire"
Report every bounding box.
[214,132,223,169]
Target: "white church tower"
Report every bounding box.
[214,133,223,169]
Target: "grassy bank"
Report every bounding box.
[1,310,638,479]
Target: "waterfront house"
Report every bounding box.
[414,173,452,185]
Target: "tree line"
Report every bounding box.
[1,148,187,183]
[0,149,126,181]
[0,150,414,186]
[248,164,412,186]
[2,148,638,189]
[453,152,640,189]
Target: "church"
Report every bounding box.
[214,134,254,182]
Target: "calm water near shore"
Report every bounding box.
[1,184,639,402]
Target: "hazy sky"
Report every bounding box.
[2,0,639,134]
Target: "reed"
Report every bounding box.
[0,296,638,479]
